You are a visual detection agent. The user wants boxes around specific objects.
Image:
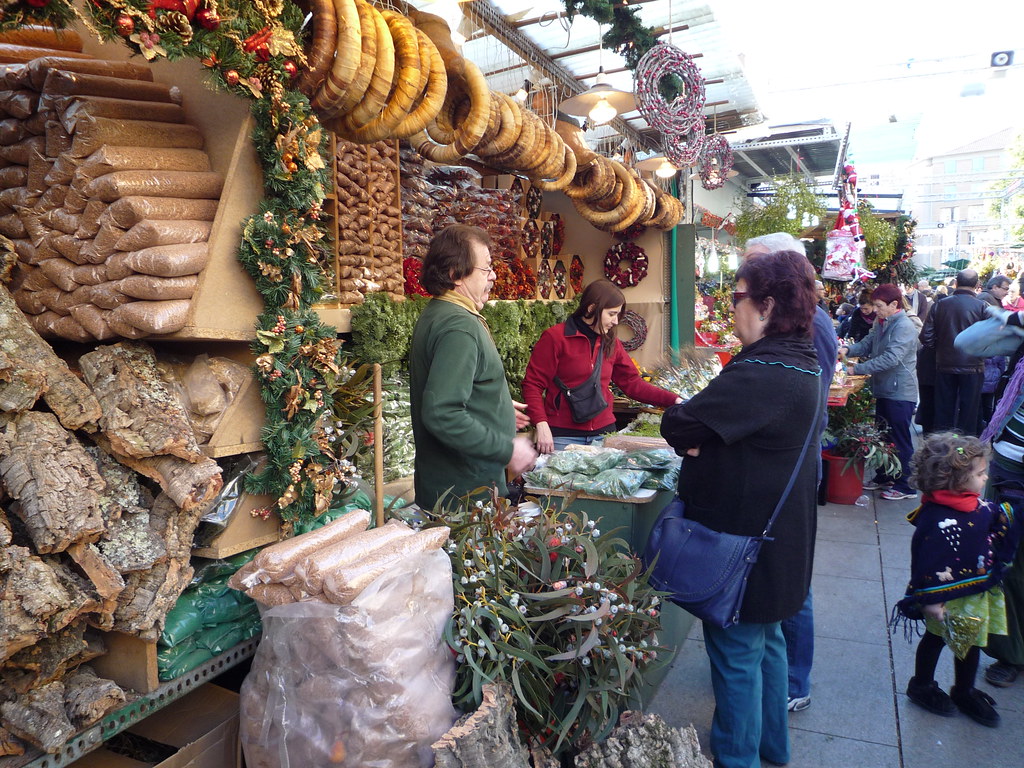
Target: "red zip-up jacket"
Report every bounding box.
[522,317,678,433]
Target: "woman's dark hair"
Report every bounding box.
[910,432,989,492]
[871,283,902,306]
[572,279,625,356]
[734,250,816,337]
[420,225,491,296]
[857,288,874,306]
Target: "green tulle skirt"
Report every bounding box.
[925,586,1008,658]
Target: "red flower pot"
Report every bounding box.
[821,451,865,505]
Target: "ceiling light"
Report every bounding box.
[559,69,636,121]
[588,96,618,125]
[655,158,678,178]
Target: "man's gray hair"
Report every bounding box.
[986,274,1010,290]
[745,232,806,256]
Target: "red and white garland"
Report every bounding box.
[635,43,706,136]
[604,242,648,288]
[619,310,648,352]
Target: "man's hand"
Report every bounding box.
[507,435,539,477]
[512,400,531,430]
[922,602,946,622]
[534,422,555,454]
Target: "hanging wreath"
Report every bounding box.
[553,260,568,300]
[635,43,706,136]
[664,123,705,168]
[570,254,584,293]
[537,258,553,299]
[526,184,543,219]
[522,218,540,258]
[614,221,647,242]
[619,310,648,352]
[604,242,649,288]
[403,257,429,297]
[698,134,734,191]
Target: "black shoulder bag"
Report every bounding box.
[553,343,608,423]
[643,385,822,628]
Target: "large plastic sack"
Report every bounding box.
[571,468,648,498]
[545,446,623,476]
[241,549,457,768]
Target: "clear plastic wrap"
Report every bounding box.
[546,446,624,476]
[571,468,648,498]
[618,448,678,471]
[240,549,458,768]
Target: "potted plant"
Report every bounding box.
[821,421,902,504]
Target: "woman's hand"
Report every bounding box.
[922,602,946,622]
[512,400,531,431]
[534,422,555,454]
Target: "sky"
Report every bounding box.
[713,0,1024,164]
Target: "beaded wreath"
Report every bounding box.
[604,242,649,288]
[635,43,706,137]
[698,134,734,190]
[619,310,648,352]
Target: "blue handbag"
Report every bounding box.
[643,388,821,628]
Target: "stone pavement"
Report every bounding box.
[647,491,1024,767]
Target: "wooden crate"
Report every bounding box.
[91,631,159,694]
[192,492,283,560]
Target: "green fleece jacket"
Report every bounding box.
[409,297,515,508]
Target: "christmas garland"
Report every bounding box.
[3,1,372,527]
[619,310,647,352]
[635,43,706,137]
[604,242,649,288]
[569,254,584,294]
[698,134,734,191]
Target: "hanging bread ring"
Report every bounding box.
[555,118,597,167]
[573,161,644,230]
[475,93,523,155]
[295,0,337,97]
[331,0,376,116]
[345,4,395,127]
[312,0,363,117]
[564,154,615,201]
[636,179,659,224]
[427,81,463,144]
[608,176,651,233]
[393,29,448,138]
[530,131,571,181]
[482,107,537,170]
[413,58,490,162]
[530,142,578,191]
[343,10,421,141]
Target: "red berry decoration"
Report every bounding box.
[196,9,220,30]
[115,13,135,36]
[604,242,649,288]
[255,46,271,63]
[225,69,240,86]
[25,0,50,7]
[283,60,298,79]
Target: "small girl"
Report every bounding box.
[895,432,1019,727]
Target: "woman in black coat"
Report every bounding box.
[660,250,822,768]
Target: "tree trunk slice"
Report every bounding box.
[431,683,532,768]
[79,341,202,463]
[0,283,101,431]
[0,411,106,554]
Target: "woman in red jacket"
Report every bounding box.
[523,280,680,453]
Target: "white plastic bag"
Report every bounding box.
[240,549,457,768]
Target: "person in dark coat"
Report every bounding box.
[661,249,821,768]
[847,288,876,342]
[920,270,987,435]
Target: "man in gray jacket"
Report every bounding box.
[839,283,919,500]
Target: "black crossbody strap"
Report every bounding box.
[553,343,603,398]
[760,381,824,538]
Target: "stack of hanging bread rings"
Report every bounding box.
[295,1,683,232]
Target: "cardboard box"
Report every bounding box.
[69,684,240,768]
[191,492,283,559]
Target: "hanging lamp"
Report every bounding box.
[558,25,636,125]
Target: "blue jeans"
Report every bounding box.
[874,398,916,493]
[703,620,790,768]
[551,434,604,452]
[781,590,813,699]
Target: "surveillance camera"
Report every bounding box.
[991,51,1014,67]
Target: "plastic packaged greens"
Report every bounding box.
[546,447,624,476]
[572,469,648,498]
[619,449,678,470]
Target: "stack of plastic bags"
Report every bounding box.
[524,445,680,498]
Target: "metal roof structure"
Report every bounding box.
[730,122,848,188]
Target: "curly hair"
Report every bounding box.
[909,432,990,492]
[734,249,816,337]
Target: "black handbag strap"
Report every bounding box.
[760,382,824,538]
[553,342,603,401]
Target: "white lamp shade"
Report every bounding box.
[559,82,636,117]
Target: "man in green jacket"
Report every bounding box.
[409,225,537,509]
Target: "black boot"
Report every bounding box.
[906,677,956,716]
[950,686,1000,727]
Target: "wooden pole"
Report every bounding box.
[373,363,384,527]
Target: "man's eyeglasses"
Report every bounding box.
[731,291,749,307]
[475,266,496,276]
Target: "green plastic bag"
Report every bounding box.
[158,645,214,681]
[190,549,259,586]
[195,623,246,656]
[642,465,680,491]
[618,449,678,471]
[198,589,254,627]
[160,600,205,647]
[546,448,623,476]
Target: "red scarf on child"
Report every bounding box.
[921,489,980,512]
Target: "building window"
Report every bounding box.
[945,159,957,174]
[968,204,985,221]
[944,185,957,200]
[973,157,985,172]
